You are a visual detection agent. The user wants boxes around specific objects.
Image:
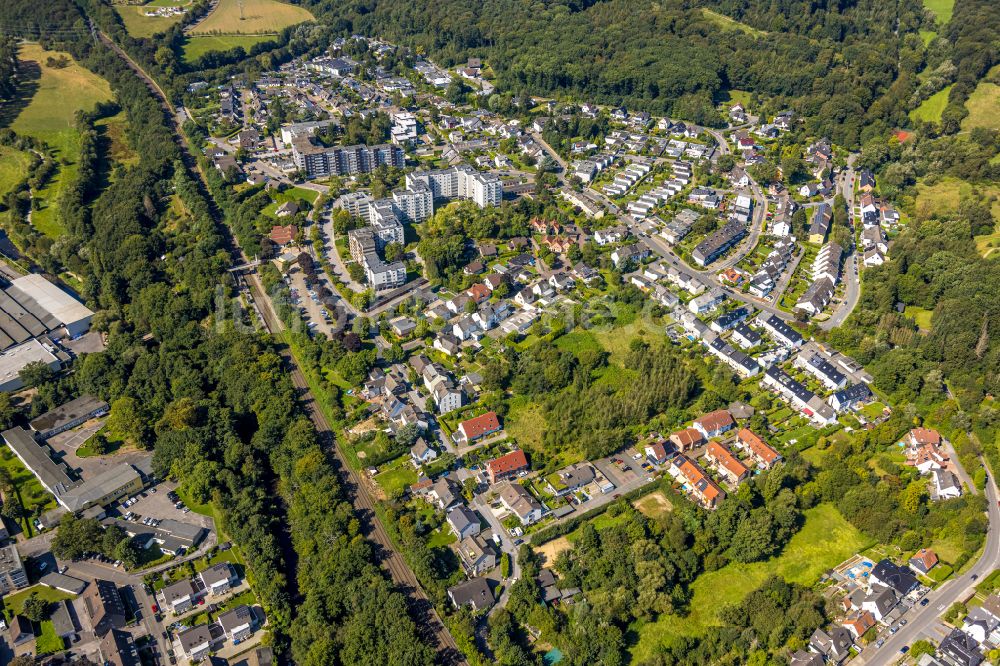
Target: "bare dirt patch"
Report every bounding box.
[534,536,573,566]
[634,490,673,518]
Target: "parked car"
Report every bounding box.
[920,598,930,606]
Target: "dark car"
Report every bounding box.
[972,574,979,581]
[920,598,929,606]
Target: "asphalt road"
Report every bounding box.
[857,467,1000,665]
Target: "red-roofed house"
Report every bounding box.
[467,283,491,304]
[673,456,723,509]
[459,412,502,444]
[692,409,735,439]
[908,548,939,575]
[843,611,875,639]
[644,441,669,465]
[735,429,782,469]
[486,449,528,484]
[705,441,749,485]
[269,224,297,246]
[908,428,941,448]
[669,427,705,452]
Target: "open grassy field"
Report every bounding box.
[190,0,313,34]
[0,146,31,198]
[114,0,191,38]
[182,34,278,62]
[261,186,320,218]
[12,44,113,239]
[905,306,934,330]
[962,66,1000,132]
[909,85,952,124]
[700,8,766,37]
[922,0,955,24]
[630,503,874,662]
[916,177,1000,259]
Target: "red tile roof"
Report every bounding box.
[676,456,722,504]
[269,224,297,245]
[645,441,668,461]
[670,427,705,448]
[461,411,502,440]
[706,441,748,481]
[909,428,941,446]
[737,428,780,466]
[486,449,528,477]
[693,409,734,434]
[467,283,491,303]
[910,548,938,572]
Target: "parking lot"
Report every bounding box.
[118,481,214,534]
[286,267,335,338]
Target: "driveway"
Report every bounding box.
[46,421,153,479]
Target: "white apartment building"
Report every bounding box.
[406,165,502,208]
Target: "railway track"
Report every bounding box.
[94,26,467,665]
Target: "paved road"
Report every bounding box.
[857,465,999,665]
[820,157,861,330]
[95,29,466,665]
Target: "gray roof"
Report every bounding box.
[29,395,108,434]
[200,562,235,588]
[178,624,213,653]
[162,579,197,605]
[448,577,494,611]
[2,426,75,494]
[50,598,75,636]
[217,604,253,633]
[40,572,87,594]
[447,505,478,533]
[59,463,141,512]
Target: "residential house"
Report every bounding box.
[545,464,596,496]
[909,549,939,575]
[673,455,724,509]
[410,437,438,466]
[933,469,962,500]
[497,481,544,525]
[218,604,255,643]
[163,578,200,614]
[83,579,127,636]
[447,505,481,540]
[644,441,670,465]
[808,626,853,664]
[870,559,919,597]
[758,314,803,348]
[731,323,762,350]
[486,449,529,484]
[9,615,33,646]
[843,611,876,639]
[829,383,873,412]
[735,429,782,469]
[458,412,502,444]
[427,476,461,510]
[199,562,239,596]
[808,204,832,244]
[790,651,825,666]
[456,533,497,575]
[861,586,898,622]
[178,624,214,661]
[669,428,705,452]
[705,441,749,485]
[938,627,984,666]
[692,409,735,439]
[448,577,495,612]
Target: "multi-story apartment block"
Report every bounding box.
[406,165,502,208]
[292,140,404,178]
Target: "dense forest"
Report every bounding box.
[0,36,18,100]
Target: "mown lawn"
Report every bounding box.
[114,1,190,38]
[376,456,418,496]
[36,620,64,654]
[904,306,934,330]
[630,503,874,662]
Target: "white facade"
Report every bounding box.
[406,165,502,208]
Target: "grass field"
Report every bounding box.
[919,30,937,46]
[182,35,277,62]
[962,67,1000,132]
[36,620,64,654]
[630,503,873,662]
[190,0,313,34]
[909,85,952,123]
[905,306,934,330]
[376,456,418,496]
[114,1,191,38]
[0,146,31,198]
[12,44,113,239]
[261,186,320,218]
[700,8,766,37]
[922,0,955,24]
